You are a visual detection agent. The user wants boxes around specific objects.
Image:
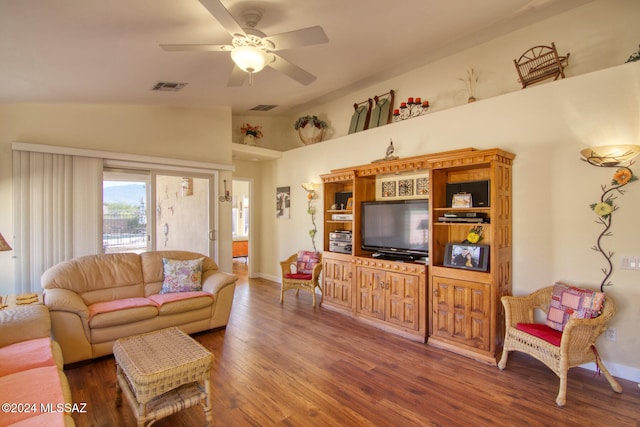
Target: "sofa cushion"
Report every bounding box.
[0,365,66,426]
[0,337,55,376]
[516,323,562,347]
[160,257,204,293]
[88,297,156,321]
[148,291,214,315]
[88,298,158,328]
[7,412,69,427]
[41,252,143,296]
[545,282,605,332]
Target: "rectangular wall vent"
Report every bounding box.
[152,81,188,91]
[249,104,278,111]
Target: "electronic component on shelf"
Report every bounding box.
[438,217,489,223]
[331,213,353,220]
[329,231,352,242]
[329,230,353,253]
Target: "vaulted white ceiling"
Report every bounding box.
[0,0,592,115]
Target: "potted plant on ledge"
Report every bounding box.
[294,115,328,145]
[240,123,263,146]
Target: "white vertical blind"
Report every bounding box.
[12,151,102,293]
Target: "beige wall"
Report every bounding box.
[0,104,233,292]
[256,0,640,380]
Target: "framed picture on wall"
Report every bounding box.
[276,186,290,219]
[443,243,489,271]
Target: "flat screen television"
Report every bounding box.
[361,199,429,260]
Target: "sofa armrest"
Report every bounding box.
[44,288,90,321]
[202,271,238,296]
[0,305,51,347]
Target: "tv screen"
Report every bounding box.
[361,199,429,259]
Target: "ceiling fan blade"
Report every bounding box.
[198,0,246,37]
[160,43,232,52]
[227,64,247,87]
[269,54,317,86]
[265,26,329,51]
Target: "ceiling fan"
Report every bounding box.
[160,0,329,86]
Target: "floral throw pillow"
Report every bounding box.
[545,282,605,332]
[295,251,320,275]
[160,258,204,294]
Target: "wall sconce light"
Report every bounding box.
[219,180,232,202]
[301,182,321,252]
[581,144,639,291]
[301,182,320,198]
[580,144,640,167]
[0,232,12,251]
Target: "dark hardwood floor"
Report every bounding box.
[65,261,640,426]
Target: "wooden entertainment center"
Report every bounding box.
[320,147,514,364]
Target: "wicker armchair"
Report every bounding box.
[498,286,622,406]
[280,251,323,307]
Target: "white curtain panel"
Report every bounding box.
[12,150,102,293]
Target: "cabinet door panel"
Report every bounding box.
[323,257,352,308]
[432,276,491,350]
[356,266,385,319]
[387,272,420,330]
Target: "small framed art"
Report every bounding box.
[451,192,472,208]
[346,197,354,210]
[443,243,489,271]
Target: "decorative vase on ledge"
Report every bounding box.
[243,134,256,146]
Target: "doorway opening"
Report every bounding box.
[232,179,252,277]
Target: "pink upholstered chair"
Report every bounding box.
[498,284,622,406]
[280,251,322,307]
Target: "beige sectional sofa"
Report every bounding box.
[41,250,237,364]
[0,305,75,426]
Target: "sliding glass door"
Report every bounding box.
[103,170,151,254]
[103,170,215,258]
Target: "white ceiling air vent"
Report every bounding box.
[249,104,278,111]
[151,81,188,91]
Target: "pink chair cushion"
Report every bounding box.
[285,273,313,280]
[516,323,562,347]
[545,282,605,332]
[0,337,55,376]
[295,251,320,275]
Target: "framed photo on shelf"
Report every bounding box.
[346,197,354,210]
[451,192,472,208]
[443,243,489,271]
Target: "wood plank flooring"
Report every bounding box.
[65,262,640,426]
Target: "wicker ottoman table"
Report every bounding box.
[114,327,214,427]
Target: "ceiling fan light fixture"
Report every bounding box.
[231,46,269,73]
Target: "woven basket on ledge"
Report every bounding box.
[298,126,325,145]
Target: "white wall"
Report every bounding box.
[255,0,640,381]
